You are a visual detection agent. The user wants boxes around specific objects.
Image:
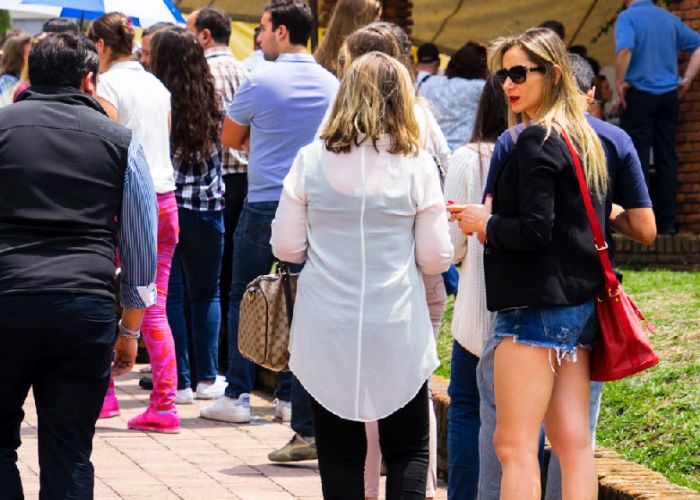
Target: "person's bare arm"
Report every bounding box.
[616,48,632,109]
[222,116,250,151]
[679,46,700,98]
[96,96,119,122]
[609,204,656,246]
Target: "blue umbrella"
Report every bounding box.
[7,0,185,26]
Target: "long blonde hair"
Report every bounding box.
[314,0,382,76]
[489,28,608,195]
[321,52,420,156]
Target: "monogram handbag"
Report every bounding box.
[560,128,659,382]
[238,262,297,372]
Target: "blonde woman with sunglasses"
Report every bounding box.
[455,28,608,500]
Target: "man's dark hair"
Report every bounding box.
[264,0,314,46]
[586,56,600,76]
[568,44,588,57]
[42,18,80,34]
[194,7,232,45]
[417,42,439,64]
[445,41,487,80]
[568,53,594,93]
[29,33,99,89]
[539,20,565,40]
[142,22,174,38]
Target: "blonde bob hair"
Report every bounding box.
[489,28,608,196]
[321,51,420,156]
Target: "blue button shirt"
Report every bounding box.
[227,52,338,203]
[615,0,700,94]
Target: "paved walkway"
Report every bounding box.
[17,365,448,499]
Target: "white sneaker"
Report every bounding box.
[273,398,292,423]
[195,375,228,400]
[175,388,194,405]
[200,394,250,423]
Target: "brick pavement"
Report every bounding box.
[17,366,448,499]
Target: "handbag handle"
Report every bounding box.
[277,262,295,327]
[556,127,620,294]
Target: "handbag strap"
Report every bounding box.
[556,127,619,293]
[277,262,295,327]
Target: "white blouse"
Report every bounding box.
[443,143,496,356]
[271,139,453,421]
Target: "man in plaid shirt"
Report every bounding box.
[188,7,249,368]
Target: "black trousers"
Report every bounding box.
[0,294,115,500]
[219,172,248,370]
[620,87,679,231]
[310,382,429,500]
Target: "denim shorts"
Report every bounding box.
[492,300,598,361]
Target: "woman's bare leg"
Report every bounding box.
[544,348,597,500]
[494,338,555,500]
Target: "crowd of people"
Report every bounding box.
[0,0,698,499]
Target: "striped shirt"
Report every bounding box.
[120,138,158,308]
[205,46,248,175]
[173,143,225,212]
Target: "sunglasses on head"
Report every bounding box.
[496,65,546,84]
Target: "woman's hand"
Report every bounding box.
[456,196,492,241]
[112,335,138,377]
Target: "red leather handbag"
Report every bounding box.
[560,128,659,382]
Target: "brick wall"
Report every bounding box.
[671,0,700,233]
[613,233,700,269]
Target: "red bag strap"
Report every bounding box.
[556,127,619,292]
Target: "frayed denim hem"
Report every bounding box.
[492,333,593,372]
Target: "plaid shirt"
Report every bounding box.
[205,46,248,175]
[173,143,225,212]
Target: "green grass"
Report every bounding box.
[435,269,700,492]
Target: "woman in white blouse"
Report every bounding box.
[271,52,452,499]
[442,74,507,498]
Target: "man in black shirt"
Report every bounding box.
[0,34,157,499]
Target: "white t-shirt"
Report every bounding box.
[97,61,175,193]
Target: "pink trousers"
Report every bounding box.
[106,192,179,411]
[364,273,446,497]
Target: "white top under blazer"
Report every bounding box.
[271,138,453,421]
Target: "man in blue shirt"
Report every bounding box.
[475,54,655,500]
[615,0,700,234]
[200,0,338,462]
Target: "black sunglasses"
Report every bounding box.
[496,65,546,84]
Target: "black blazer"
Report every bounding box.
[484,125,605,311]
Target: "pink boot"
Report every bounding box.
[99,378,120,419]
[127,407,180,433]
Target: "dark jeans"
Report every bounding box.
[167,207,224,389]
[620,87,679,231]
[447,341,480,500]
[225,200,314,437]
[310,382,429,500]
[219,173,247,370]
[0,294,115,500]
